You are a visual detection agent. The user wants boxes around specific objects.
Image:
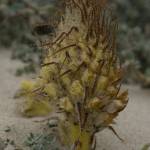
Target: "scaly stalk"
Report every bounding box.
[18,0,128,149]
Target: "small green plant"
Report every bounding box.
[25,133,61,150]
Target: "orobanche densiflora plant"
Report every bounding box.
[18,0,128,149]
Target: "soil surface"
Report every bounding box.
[0,50,150,150]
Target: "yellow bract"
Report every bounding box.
[21,80,35,92]
[96,76,109,91]
[81,69,95,87]
[81,51,90,65]
[118,90,128,101]
[43,83,57,98]
[69,124,91,150]
[89,59,99,73]
[60,75,71,89]
[114,100,124,109]
[87,97,103,110]
[59,97,74,112]
[70,80,84,99]
[23,96,52,117]
[107,86,118,96]
[95,50,103,61]
[35,78,47,87]
[40,66,52,81]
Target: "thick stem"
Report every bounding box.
[69,125,94,150]
[72,134,92,150]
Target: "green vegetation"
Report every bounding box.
[25,133,61,150]
[0,0,62,75]
[113,0,150,84]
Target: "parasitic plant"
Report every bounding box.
[18,0,128,149]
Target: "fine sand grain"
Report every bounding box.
[0,50,150,150]
[0,50,42,149]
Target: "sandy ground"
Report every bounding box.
[0,50,150,150]
[0,50,42,150]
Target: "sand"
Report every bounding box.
[0,50,150,150]
[0,50,42,150]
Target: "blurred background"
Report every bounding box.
[0,1,150,150]
[0,0,150,87]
